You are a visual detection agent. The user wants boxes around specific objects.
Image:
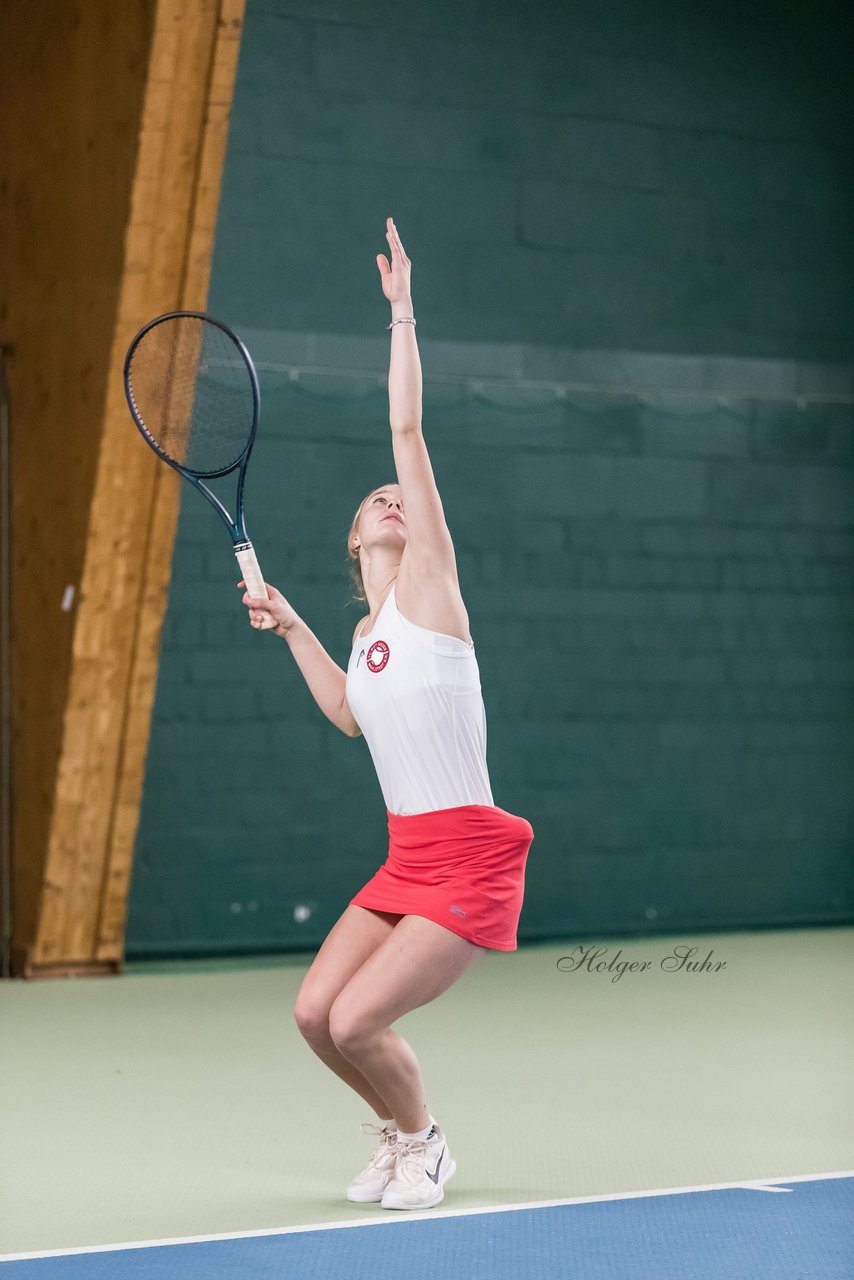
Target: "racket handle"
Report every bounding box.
[235,544,278,631]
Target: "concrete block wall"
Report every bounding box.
[213,0,854,360]
[125,0,854,955]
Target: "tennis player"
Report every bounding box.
[240,217,534,1211]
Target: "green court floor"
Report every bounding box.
[2,926,852,1256]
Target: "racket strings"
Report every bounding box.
[127,316,255,474]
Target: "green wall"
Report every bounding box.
[213,0,853,360]
[126,0,854,956]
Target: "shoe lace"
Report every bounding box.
[359,1122,398,1166]
[393,1137,431,1181]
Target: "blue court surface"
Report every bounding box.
[1,1173,851,1279]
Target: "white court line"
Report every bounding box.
[1,1169,851,1263]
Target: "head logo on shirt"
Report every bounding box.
[367,640,390,673]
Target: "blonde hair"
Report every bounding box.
[345,483,398,604]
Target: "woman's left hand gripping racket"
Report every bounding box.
[123,310,277,629]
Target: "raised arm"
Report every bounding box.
[376,218,457,579]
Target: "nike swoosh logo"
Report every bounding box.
[426,1146,445,1184]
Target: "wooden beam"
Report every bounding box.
[26,0,246,977]
[1,0,158,980]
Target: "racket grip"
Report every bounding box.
[235,544,278,631]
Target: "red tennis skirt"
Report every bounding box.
[349,804,535,952]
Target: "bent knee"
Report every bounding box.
[293,992,333,1041]
[328,1000,378,1053]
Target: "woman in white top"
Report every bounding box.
[240,219,533,1212]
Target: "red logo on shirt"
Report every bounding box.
[367,640,390,672]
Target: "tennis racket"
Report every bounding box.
[123,310,276,629]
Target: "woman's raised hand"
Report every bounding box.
[237,580,300,635]
[376,217,412,304]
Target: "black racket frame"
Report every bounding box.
[123,309,262,554]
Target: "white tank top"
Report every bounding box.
[345,582,495,816]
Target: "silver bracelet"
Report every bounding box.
[387,316,416,329]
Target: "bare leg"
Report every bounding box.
[327,915,486,1133]
[293,903,403,1118]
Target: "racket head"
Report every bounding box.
[123,311,260,476]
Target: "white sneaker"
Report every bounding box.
[345,1122,400,1203]
[380,1123,456,1210]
